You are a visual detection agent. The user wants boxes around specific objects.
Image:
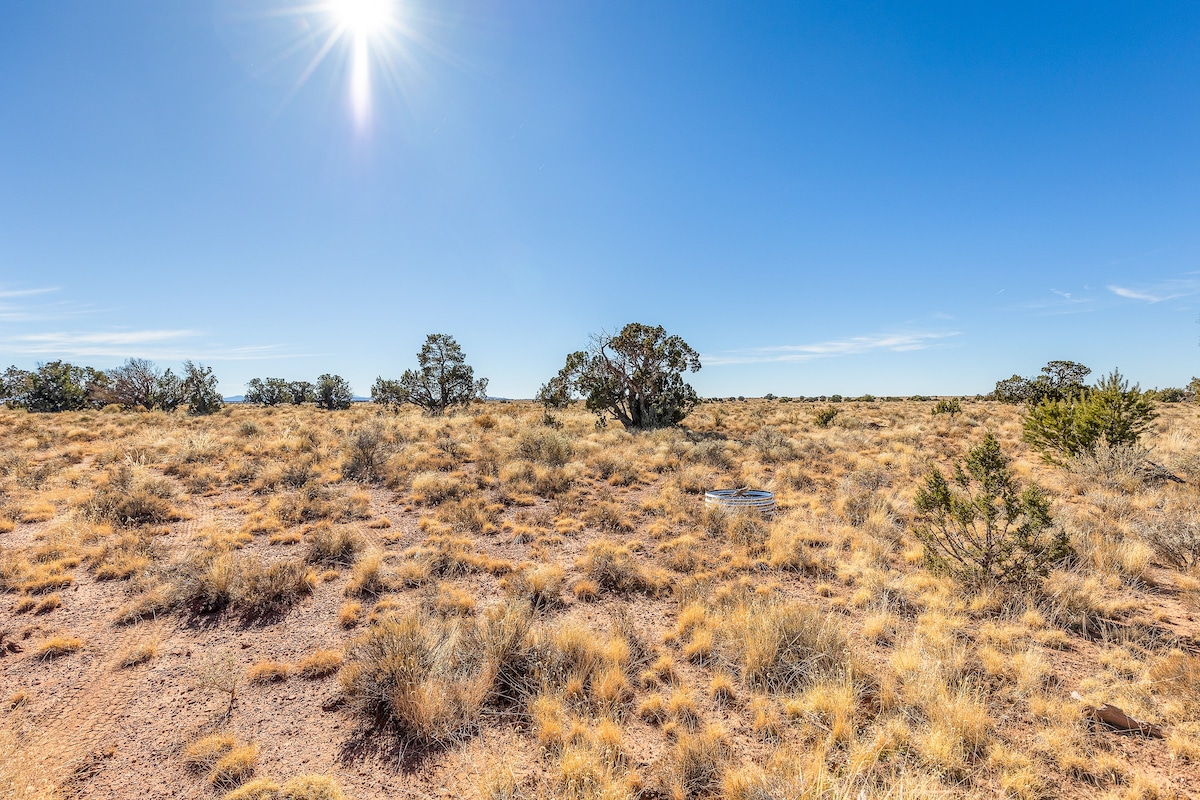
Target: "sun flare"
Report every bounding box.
[325,0,395,126]
[330,0,393,37]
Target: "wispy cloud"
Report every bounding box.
[0,286,306,362]
[704,331,959,366]
[0,287,59,299]
[1022,287,1100,315]
[1,329,307,362]
[1106,280,1200,303]
[0,285,93,323]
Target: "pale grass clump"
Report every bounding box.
[409,471,471,505]
[117,639,158,668]
[721,599,853,692]
[504,563,565,609]
[247,660,291,684]
[184,732,237,773]
[296,649,342,678]
[669,724,732,798]
[339,611,493,746]
[210,744,259,790]
[344,550,390,597]
[1037,570,1139,634]
[171,549,317,616]
[304,522,362,566]
[783,676,861,745]
[420,577,472,615]
[575,539,667,596]
[35,635,83,660]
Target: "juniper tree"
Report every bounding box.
[541,323,700,430]
[373,333,487,415]
[915,433,1069,589]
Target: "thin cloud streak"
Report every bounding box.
[0,285,95,323]
[1106,277,1200,304]
[1,329,308,362]
[704,331,959,366]
[0,287,59,299]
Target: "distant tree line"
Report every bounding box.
[244,374,354,410]
[4,333,1193,443]
[1,359,222,415]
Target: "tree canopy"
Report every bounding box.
[540,323,701,430]
[372,333,487,415]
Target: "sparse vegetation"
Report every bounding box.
[1,396,1198,798]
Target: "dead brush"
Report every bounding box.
[503,563,566,610]
[171,550,316,617]
[304,522,362,566]
[575,539,667,596]
[339,611,493,747]
[722,599,855,693]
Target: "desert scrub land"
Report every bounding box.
[2,399,1200,799]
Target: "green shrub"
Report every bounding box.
[931,398,961,417]
[1023,370,1156,464]
[914,433,1069,589]
[813,406,839,428]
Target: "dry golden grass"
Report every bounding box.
[2,399,1200,798]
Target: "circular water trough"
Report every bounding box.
[704,488,775,518]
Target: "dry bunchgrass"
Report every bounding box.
[35,635,82,660]
[1,400,1199,798]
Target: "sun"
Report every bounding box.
[330,0,393,38]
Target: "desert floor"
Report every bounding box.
[2,399,1199,799]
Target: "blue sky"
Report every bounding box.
[2,1,1198,398]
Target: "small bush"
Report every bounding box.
[340,612,490,746]
[1023,370,1157,463]
[305,523,362,566]
[915,433,1069,589]
[576,540,665,595]
[932,398,962,417]
[813,406,839,428]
